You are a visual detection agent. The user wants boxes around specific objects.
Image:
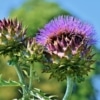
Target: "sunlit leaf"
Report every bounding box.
[0,75,21,87]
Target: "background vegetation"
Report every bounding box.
[0,0,99,100]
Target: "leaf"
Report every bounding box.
[31,88,58,100]
[0,75,21,87]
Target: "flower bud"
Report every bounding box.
[24,38,44,62]
[0,18,26,54]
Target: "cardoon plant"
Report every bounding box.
[36,15,95,100]
[0,18,58,100]
[0,18,29,99]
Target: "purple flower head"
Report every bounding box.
[36,16,95,58]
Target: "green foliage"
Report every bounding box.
[71,80,94,100]
[93,47,100,74]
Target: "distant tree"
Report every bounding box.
[10,0,69,36]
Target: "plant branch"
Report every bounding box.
[29,63,34,91]
[14,63,27,98]
[63,76,73,100]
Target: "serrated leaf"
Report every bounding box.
[0,75,21,87]
[31,88,58,100]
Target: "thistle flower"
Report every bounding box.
[0,18,26,54]
[36,16,95,81]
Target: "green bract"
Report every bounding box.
[43,45,94,82]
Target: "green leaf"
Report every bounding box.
[0,75,21,87]
[31,88,58,100]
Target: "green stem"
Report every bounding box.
[29,64,33,90]
[14,64,27,97]
[63,76,73,100]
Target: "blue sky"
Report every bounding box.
[0,0,100,48]
[0,0,25,18]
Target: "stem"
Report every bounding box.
[14,64,27,97]
[29,64,33,90]
[63,76,73,100]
